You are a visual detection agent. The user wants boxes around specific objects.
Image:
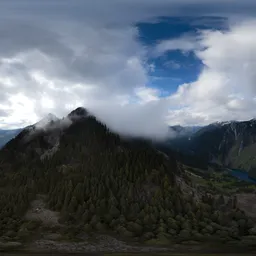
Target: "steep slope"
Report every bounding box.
[167,125,202,154]
[0,108,254,251]
[166,120,256,178]
[161,126,207,169]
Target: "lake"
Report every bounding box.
[229,169,256,184]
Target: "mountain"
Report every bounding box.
[34,113,60,129]
[0,128,22,148]
[0,108,255,252]
[169,125,202,138]
[167,120,256,179]
[162,125,208,168]
[0,113,59,149]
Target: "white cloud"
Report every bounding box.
[155,34,200,55]
[89,98,171,140]
[0,22,147,126]
[134,87,160,103]
[0,4,173,138]
[163,60,181,69]
[167,19,256,125]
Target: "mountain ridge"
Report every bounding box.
[166,119,256,179]
[2,113,256,177]
[0,107,255,252]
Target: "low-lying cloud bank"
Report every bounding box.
[87,99,172,140]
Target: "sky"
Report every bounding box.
[1,0,256,138]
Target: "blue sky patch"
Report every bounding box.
[136,16,227,95]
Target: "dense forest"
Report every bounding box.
[0,108,255,249]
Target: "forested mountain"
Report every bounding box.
[0,107,255,252]
[169,125,202,138]
[166,120,256,179]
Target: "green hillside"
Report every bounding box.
[0,109,255,252]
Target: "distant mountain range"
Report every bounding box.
[169,125,202,138]
[2,117,256,179]
[0,128,22,148]
[166,120,256,179]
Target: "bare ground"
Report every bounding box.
[237,193,256,219]
[24,194,60,226]
[28,235,172,253]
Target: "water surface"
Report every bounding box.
[230,169,256,184]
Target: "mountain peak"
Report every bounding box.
[34,113,59,129]
[46,113,58,120]
[68,107,88,120]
